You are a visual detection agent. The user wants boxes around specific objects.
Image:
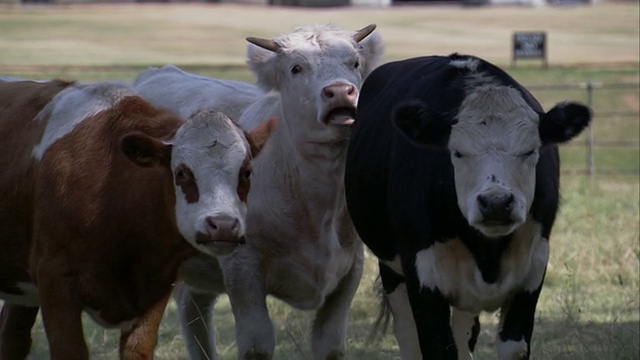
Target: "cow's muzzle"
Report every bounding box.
[477,193,515,226]
[321,82,358,126]
[195,215,245,255]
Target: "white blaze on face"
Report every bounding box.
[449,85,541,238]
[170,111,251,256]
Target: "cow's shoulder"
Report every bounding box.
[32,82,142,160]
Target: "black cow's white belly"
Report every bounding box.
[415,220,548,313]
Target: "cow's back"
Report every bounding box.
[0,80,74,283]
[134,65,263,122]
[0,79,74,168]
[346,57,464,259]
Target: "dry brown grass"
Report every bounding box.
[0,2,637,359]
[0,1,638,68]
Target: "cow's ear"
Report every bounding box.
[357,32,384,78]
[246,116,279,157]
[121,132,171,168]
[539,102,592,145]
[393,100,451,147]
[247,42,279,91]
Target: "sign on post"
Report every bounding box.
[512,32,547,68]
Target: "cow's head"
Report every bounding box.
[121,111,275,255]
[394,83,591,238]
[245,24,383,140]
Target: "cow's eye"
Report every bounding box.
[174,165,192,181]
[452,150,463,159]
[354,61,360,69]
[291,65,302,75]
[519,149,537,158]
[243,169,252,179]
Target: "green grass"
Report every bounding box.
[0,2,638,359]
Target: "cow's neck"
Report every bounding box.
[455,217,541,284]
[253,123,354,245]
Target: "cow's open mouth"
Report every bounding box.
[196,235,246,246]
[323,107,356,126]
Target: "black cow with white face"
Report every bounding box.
[344,54,591,359]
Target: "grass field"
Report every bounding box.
[0,1,638,67]
[0,2,638,359]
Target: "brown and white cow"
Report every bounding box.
[0,79,272,360]
[133,23,384,360]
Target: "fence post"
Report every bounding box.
[586,80,594,178]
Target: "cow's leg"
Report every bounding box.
[497,239,548,360]
[450,308,480,360]
[119,292,170,360]
[379,261,421,360]
[0,303,39,359]
[36,265,88,360]
[409,249,457,359]
[175,283,220,360]
[311,245,364,360]
[222,256,274,359]
[468,315,480,353]
[496,280,545,360]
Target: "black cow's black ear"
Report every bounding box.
[539,102,592,145]
[393,100,451,147]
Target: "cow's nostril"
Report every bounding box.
[207,216,218,230]
[503,194,514,211]
[346,85,356,96]
[477,193,514,223]
[323,87,335,99]
[478,194,489,209]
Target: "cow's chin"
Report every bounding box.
[193,235,246,256]
[473,221,521,238]
[322,107,356,127]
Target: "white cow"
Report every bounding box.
[132,65,263,122]
[134,23,383,360]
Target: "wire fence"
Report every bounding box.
[527,81,640,177]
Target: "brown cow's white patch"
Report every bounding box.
[32,82,132,160]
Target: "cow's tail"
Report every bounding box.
[367,275,392,343]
